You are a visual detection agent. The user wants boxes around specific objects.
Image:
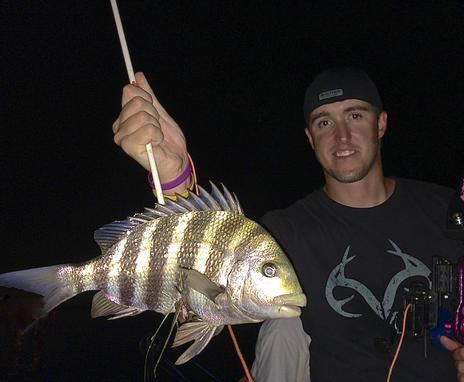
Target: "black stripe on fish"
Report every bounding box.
[142,214,183,312]
[203,214,263,278]
[116,230,140,307]
[175,212,219,270]
[146,212,219,312]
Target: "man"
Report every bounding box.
[113,68,464,381]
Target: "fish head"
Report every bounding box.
[227,232,307,321]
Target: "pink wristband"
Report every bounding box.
[148,161,192,191]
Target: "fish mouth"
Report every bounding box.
[273,292,307,317]
[278,305,302,317]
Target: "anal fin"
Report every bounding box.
[91,291,145,320]
[172,321,223,364]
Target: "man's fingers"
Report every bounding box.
[115,114,162,145]
[112,118,120,134]
[115,110,161,145]
[118,124,165,152]
[440,335,462,352]
[118,96,160,129]
[455,348,464,362]
[133,72,181,129]
[119,126,167,173]
[121,80,153,108]
[457,360,464,373]
[440,335,464,368]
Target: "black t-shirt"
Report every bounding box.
[261,178,464,381]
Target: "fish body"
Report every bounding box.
[0,183,306,363]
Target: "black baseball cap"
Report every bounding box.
[303,67,383,124]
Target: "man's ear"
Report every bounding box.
[305,127,315,150]
[377,111,388,139]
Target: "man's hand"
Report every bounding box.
[440,335,464,381]
[113,72,189,191]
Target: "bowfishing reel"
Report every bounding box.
[402,257,463,358]
[402,180,464,358]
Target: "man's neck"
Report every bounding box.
[324,170,396,208]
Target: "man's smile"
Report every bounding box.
[334,149,356,158]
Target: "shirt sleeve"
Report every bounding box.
[251,317,311,382]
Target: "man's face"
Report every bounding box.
[305,99,387,183]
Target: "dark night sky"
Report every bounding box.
[2,1,464,381]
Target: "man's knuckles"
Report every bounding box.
[456,361,464,374]
[134,110,159,126]
[119,125,164,150]
[455,347,464,362]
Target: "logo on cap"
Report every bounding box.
[319,88,343,100]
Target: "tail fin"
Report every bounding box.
[0,265,78,321]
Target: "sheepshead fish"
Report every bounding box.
[0,183,306,364]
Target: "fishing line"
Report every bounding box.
[157,363,190,382]
[143,304,178,382]
[152,305,182,380]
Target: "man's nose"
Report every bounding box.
[334,123,351,142]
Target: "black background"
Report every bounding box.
[2,1,464,381]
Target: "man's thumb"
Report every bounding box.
[440,335,462,352]
[134,72,153,94]
[134,71,166,113]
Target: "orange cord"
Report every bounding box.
[386,303,412,382]
[187,153,199,196]
[189,154,253,382]
[227,325,255,382]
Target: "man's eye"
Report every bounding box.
[318,120,331,128]
[351,113,362,119]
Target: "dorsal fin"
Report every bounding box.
[93,182,243,254]
[134,182,244,219]
[93,219,139,254]
[197,185,221,210]
[209,182,231,211]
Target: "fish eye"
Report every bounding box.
[262,263,277,278]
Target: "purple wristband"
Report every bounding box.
[148,161,192,191]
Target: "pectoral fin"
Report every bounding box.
[181,268,224,302]
[172,321,224,364]
[91,291,145,320]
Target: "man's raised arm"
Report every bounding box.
[112,72,191,196]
